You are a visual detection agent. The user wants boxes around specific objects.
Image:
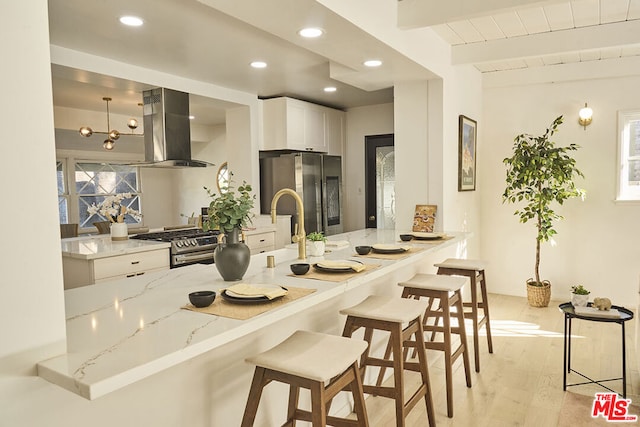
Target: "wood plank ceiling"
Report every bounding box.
[430,0,640,72]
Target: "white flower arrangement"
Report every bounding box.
[87,193,142,223]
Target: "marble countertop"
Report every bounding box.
[40,229,466,399]
[60,235,171,260]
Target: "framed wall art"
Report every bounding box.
[412,204,437,232]
[458,115,477,191]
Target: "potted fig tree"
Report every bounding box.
[503,116,585,307]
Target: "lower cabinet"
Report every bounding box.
[63,249,169,289]
[244,230,276,255]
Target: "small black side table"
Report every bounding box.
[559,302,634,398]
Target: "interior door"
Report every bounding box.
[365,134,395,229]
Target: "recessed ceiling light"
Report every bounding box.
[363,59,382,67]
[119,16,143,27]
[250,61,267,69]
[324,87,337,93]
[298,27,324,38]
[189,115,195,120]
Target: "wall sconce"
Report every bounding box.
[578,103,593,130]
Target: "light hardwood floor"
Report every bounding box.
[359,294,639,426]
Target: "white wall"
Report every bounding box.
[395,81,431,232]
[481,75,640,304]
[0,0,66,372]
[442,65,484,258]
[176,125,227,224]
[343,103,394,231]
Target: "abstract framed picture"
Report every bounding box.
[458,115,477,191]
[412,204,437,232]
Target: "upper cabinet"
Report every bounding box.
[261,97,344,156]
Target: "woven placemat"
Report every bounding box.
[182,286,316,320]
[353,246,425,261]
[288,263,380,282]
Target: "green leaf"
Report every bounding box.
[503,115,585,280]
[203,174,255,232]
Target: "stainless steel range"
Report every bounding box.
[131,228,220,268]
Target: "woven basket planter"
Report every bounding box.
[526,279,551,307]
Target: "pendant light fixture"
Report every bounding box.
[79,97,142,150]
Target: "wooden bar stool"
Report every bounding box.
[435,258,494,373]
[340,295,435,427]
[241,330,369,427]
[398,273,472,418]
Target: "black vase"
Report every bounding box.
[214,228,250,281]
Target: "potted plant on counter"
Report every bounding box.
[503,116,586,307]
[204,176,255,281]
[307,231,327,257]
[570,284,590,307]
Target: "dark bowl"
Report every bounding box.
[290,263,310,275]
[189,291,216,308]
[399,234,414,242]
[355,245,372,255]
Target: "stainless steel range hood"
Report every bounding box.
[139,88,212,168]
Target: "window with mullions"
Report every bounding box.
[617,110,640,201]
[75,163,142,228]
[57,160,69,224]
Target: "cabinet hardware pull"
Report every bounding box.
[126,274,135,278]
[131,261,140,265]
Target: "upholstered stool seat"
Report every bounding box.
[398,273,472,418]
[340,295,435,427]
[435,258,494,373]
[241,330,369,427]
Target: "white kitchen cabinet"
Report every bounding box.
[244,230,276,255]
[262,97,327,152]
[63,248,169,289]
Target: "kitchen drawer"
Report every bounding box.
[245,231,275,254]
[93,249,169,281]
[244,231,275,249]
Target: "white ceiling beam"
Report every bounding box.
[483,55,640,88]
[453,20,640,65]
[397,0,566,29]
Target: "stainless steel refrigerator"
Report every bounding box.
[260,153,343,236]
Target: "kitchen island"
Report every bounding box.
[41,229,468,424]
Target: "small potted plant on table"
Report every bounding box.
[307,231,327,257]
[570,285,590,307]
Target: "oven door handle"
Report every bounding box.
[175,252,215,263]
